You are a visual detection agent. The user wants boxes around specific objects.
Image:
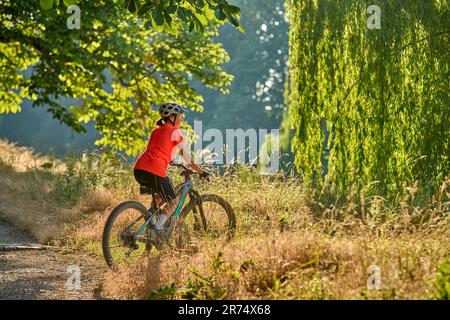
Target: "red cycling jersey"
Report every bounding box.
[134,122,184,177]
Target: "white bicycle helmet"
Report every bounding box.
[159,102,186,118]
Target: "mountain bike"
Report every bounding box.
[102,162,236,268]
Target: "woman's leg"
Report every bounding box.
[161,196,179,217]
[154,193,178,215]
[155,197,178,229]
[139,172,177,230]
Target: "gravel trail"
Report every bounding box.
[0,218,106,300]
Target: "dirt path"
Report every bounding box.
[0,218,106,300]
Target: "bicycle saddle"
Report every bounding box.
[139,185,152,195]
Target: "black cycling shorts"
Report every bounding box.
[133,169,177,202]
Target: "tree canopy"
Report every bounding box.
[287,0,449,197]
[119,0,243,33]
[0,0,236,155]
[37,0,243,32]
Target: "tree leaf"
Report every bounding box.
[63,0,77,6]
[137,4,154,17]
[225,12,239,27]
[196,0,205,8]
[40,0,54,10]
[194,12,208,26]
[214,8,226,21]
[177,7,189,23]
[125,0,138,13]
[224,4,240,15]
[164,10,173,27]
[204,7,215,20]
[152,7,165,26]
[166,4,177,14]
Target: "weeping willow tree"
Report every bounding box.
[287,0,450,198]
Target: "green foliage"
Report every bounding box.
[235,164,259,183]
[287,0,450,198]
[433,257,450,300]
[1,1,289,159]
[120,0,243,33]
[177,268,226,299]
[174,251,239,299]
[39,0,77,10]
[180,269,218,299]
[40,162,54,170]
[35,150,136,206]
[55,159,84,205]
[298,274,332,300]
[0,0,233,155]
[148,283,178,300]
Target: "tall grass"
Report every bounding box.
[101,169,449,300]
[0,139,448,299]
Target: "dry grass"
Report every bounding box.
[0,139,449,299]
[0,141,72,242]
[102,229,449,300]
[100,169,449,300]
[0,140,130,243]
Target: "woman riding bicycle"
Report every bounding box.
[133,102,207,232]
[102,102,235,266]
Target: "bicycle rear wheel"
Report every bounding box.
[102,201,151,268]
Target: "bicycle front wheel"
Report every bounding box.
[199,194,236,241]
[175,194,236,248]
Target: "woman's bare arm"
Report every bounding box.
[179,147,204,174]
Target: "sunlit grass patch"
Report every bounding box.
[0,139,448,300]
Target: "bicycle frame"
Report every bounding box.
[164,179,193,235]
[130,179,194,242]
[104,162,234,266]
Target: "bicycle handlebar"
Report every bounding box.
[169,161,192,172]
[170,161,210,181]
[169,161,197,178]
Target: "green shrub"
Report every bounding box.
[433,258,450,300]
